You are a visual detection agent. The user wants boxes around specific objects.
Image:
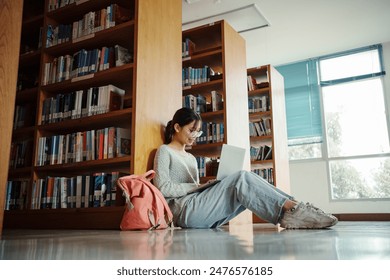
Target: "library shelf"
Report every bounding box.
[4,0,182,230]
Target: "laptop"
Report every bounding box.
[187,144,246,194]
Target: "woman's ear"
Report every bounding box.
[173,123,181,133]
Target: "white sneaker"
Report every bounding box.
[280,202,338,229]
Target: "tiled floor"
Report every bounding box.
[1,222,389,260]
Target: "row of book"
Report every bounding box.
[247,74,269,91]
[183,91,223,114]
[182,38,196,58]
[195,157,219,178]
[48,0,76,11]
[249,118,272,137]
[252,168,274,185]
[31,172,122,210]
[36,127,131,166]
[46,4,132,48]
[41,84,125,125]
[250,145,272,161]
[4,180,28,210]
[9,140,33,169]
[13,104,35,129]
[196,122,225,144]
[182,66,215,87]
[42,44,132,85]
[248,96,270,113]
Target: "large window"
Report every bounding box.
[320,45,389,200]
[279,45,390,200]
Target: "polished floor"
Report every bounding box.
[1,222,390,260]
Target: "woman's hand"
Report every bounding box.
[199,178,217,187]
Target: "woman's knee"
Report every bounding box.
[228,170,254,190]
[234,170,254,182]
[231,170,250,179]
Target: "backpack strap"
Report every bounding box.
[143,170,155,181]
[153,185,174,228]
[117,177,134,210]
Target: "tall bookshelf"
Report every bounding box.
[3,0,181,230]
[182,20,252,224]
[247,65,291,223]
[0,0,24,237]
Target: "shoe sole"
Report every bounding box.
[282,218,338,229]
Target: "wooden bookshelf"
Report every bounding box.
[0,0,24,237]
[247,65,291,223]
[182,20,252,224]
[3,0,181,230]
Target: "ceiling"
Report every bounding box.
[182,0,390,68]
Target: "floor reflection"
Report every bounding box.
[1,222,389,260]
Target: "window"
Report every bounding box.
[279,44,390,200]
[320,48,383,82]
[330,157,390,199]
[322,79,389,158]
[320,45,389,200]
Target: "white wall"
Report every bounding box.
[288,41,390,214]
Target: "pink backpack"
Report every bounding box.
[117,170,173,230]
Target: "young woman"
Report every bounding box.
[153,107,338,229]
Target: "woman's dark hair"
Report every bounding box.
[164,107,202,144]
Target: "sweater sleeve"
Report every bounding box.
[153,145,198,198]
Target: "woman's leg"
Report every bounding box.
[175,170,292,228]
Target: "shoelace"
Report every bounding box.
[305,202,321,211]
[305,202,335,217]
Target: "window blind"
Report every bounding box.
[276,59,322,145]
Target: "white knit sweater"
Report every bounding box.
[153,144,199,198]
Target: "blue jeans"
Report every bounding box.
[172,170,294,228]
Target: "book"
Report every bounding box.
[107,127,116,158]
[102,84,125,113]
[263,145,273,160]
[67,177,76,208]
[115,44,132,66]
[116,127,131,156]
[211,90,223,112]
[46,25,55,47]
[111,4,132,25]
[182,38,196,57]
[247,75,257,91]
[84,175,90,207]
[52,178,59,209]
[46,177,54,208]
[76,176,83,208]
[93,173,104,207]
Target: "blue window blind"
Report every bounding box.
[276,59,322,145]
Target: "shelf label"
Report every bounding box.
[71,73,94,83]
[183,86,192,90]
[182,56,191,61]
